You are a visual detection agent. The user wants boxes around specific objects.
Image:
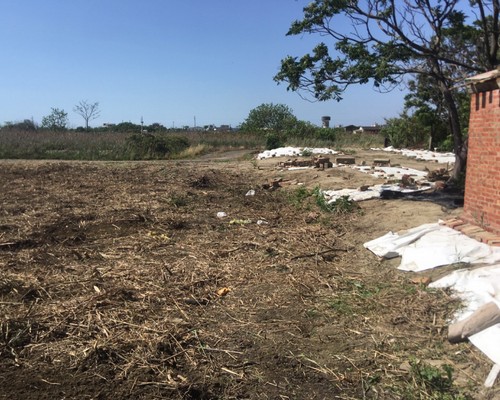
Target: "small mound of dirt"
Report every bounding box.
[191,175,212,188]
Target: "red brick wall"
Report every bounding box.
[462,88,500,234]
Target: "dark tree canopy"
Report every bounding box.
[275,0,500,180]
[41,108,68,131]
[2,119,37,131]
[240,103,298,132]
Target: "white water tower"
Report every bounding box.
[321,116,331,128]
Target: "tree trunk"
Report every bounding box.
[451,139,467,183]
[439,81,466,182]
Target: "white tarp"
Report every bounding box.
[257,147,338,159]
[364,222,500,271]
[430,264,500,366]
[352,165,429,181]
[323,184,429,203]
[365,222,500,372]
[256,147,447,206]
[258,146,455,164]
[371,146,456,164]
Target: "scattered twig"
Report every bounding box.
[290,247,349,260]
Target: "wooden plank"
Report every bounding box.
[448,302,500,343]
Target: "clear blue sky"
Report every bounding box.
[0,0,406,129]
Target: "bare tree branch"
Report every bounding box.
[74,100,101,131]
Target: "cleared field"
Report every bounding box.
[0,152,493,399]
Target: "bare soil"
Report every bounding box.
[0,150,497,399]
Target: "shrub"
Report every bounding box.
[315,127,337,142]
[312,188,359,213]
[397,359,473,399]
[301,148,313,157]
[327,195,360,214]
[437,136,454,152]
[125,133,189,160]
[266,132,284,150]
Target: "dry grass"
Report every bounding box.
[176,144,213,159]
[0,158,494,399]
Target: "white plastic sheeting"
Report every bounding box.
[365,222,500,375]
[364,223,500,271]
[323,187,381,202]
[256,147,447,205]
[256,147,338,159]
[322,184,429,203]
[352,165,429,181]
[257,146,455,163]
[370,146,456,164]
[431,264,500,367]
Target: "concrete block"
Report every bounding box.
[373,159,390,166]
[336,157,356,165]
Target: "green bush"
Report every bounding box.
[397,359,472,399]
[315,127,337,142]
[327,195,360,214]
[381,114,430,148]
[437,136,454,152]
[125,133,189,160]
[312,188,359,213]
[266,132,284,150]
[286,120,318,138]
[301,148,313,157]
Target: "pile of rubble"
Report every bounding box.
[426,167,451,182]
[278,156,333,169]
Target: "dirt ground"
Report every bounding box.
[0,149,497,399]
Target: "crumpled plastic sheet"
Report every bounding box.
[365,222,500,375]
[256,147,338,159]
[364,222,500,271]
[370,146,456,164]
[352,165,429,181]
[322,184,429,203]
[430,264,500,366]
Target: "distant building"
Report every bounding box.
[342,125,359,132]
[202,124,231,132]
[353,125,383,134]
[218,125,231,132]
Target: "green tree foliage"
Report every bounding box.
[240,103,340,149]
[240,103,298,132]
[41,108,68,131]
[274,0,500,180]
[404,75,470,149]
[381,114,430,149]
[125,133,189,160]
[264,132,284,150]
[147,122,167,132]
[382,74,471,150]
[2,119,37,131]
[73,100,100,131]
[111,122,142,133]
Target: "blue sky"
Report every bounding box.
[0,0,406,129]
